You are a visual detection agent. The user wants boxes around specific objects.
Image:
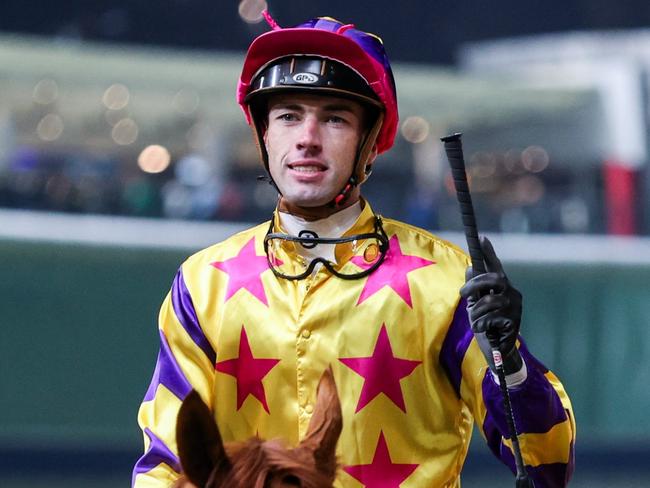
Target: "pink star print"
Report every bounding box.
[343,431,419,487]
[339,324,421,413]
[210,237,273,306]
[351,234,435,308]
[215,326,280,413]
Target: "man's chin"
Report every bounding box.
[278,194,337,219]
[282,191,333,208]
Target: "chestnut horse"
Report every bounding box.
[174,368,342,488]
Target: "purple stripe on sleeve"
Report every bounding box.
[172,269,217,365]
[439,298,474,397]
[499,442,575,487]
[131,428,181,486]
[143,330,193,402]
[481,344,568,436]
[481,402,506,459]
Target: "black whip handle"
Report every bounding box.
[441,133,485,276]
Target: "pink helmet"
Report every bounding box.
[237,14,399,185]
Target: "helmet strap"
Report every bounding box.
[329,119,377,208]
[331,174,359,208]
[329,110,383,208]
[354,111,384,184]
[248,105,284,195]
[257,173,282,194]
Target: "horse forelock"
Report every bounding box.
[214,437,334,488]
[264,440,335,487]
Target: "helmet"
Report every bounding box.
[237,14,398,186]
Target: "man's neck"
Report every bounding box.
[277,192,361,221]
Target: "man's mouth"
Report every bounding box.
[288,161,327,173]
[290,165,323,173]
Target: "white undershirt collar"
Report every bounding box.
[278,201,362,263]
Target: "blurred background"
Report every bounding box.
[1,1,650,487]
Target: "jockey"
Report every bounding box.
[237,13,398,215]
[133,13,575,488]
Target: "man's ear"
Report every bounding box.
[362,144,379,178]
[299,368,343,481]
[176,390,231,487]
[261,123,268,145]
[368,144,378,164]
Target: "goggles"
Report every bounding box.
[263,215,389,281]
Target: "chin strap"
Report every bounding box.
[258,171,359,209]
[331,128,372,208]
[257,174,281,194]
[332,175,359,207]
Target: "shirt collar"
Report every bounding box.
[270,198,379,265]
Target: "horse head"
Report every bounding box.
[175,368,342,488]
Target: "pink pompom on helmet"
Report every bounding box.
[237,13,399,185]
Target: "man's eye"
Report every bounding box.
[279,113,297,121]
[327,115,345,124]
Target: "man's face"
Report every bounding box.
[264,93,366,212]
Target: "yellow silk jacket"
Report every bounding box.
[133,201,575,487]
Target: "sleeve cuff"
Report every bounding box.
[491,357,528,388]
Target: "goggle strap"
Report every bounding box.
[263,215,389,281]
[355,111,384,182]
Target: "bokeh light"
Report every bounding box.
[162,180,192,219]
[173,89,200,115]
[175,154,211,186]
[238,0,267,24]
[400,116,430,143]
[102,83,130,110]
[36,113,64,141]
[522,145,550,173]
[32,79,59,105]
[470,151,498,178]
[111,118,138,145]
[560,197,589,232]
[138,145,171,173]
[514,175,545,204]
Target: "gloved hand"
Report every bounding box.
[459,236,523,375]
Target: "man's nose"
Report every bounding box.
[296,116,322,152]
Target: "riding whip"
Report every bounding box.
[441,132,533,487]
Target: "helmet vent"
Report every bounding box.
[336,24,355,35]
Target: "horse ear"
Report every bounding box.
[176,390,231,487]
[299,368,343,480]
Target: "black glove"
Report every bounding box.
[459,236,523,375]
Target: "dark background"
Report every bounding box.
[3,0,650,65]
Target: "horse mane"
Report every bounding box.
[223,438,336,488]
